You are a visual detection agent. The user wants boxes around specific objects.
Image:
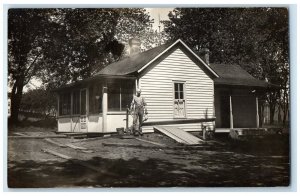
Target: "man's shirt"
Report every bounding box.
[131,95,147,108]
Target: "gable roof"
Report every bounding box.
[55,40,277,92]
[209,64,276,88]
[97,42,173,76]
[96,39,219,78]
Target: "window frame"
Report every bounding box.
[107,83,134,112]
[72,90,81,115]
[173,81,187,119]
[58,88,88,117]
[88,85,103,115]
[80,88,87,116]
[57,83,134,117]
[58,92,71,116]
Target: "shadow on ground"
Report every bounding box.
[8,158,186,188]
[7,131,290,188]
[8,152,290,188]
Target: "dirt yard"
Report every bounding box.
[7,127,290,188]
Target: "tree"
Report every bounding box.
[8,8,152,123]
[8,9,56,124]
[20,88,56,117]
[163,8,289,124]
[38,8,152,87]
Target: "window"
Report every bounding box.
[121,87,134,111]
[72,91,80,115]
[174,83,184,100]
[108,87,121,111]
[89,85,102,114]
[59,89,87,116]
[80,89,87,115]
[174,82,186,118]
[107,81,134,112]
[59,93,71,116]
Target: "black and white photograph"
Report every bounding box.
[6,6,291,188]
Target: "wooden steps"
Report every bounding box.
[153,126,203,145]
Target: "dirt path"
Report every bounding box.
[7,132,290,188]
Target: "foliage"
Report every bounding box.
[39,8,152,87]
[8,8,152,123]
[20,88,56,116]
[163,8,289,124]
[8,9,57,123]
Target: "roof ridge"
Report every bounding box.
[94,41,173,76]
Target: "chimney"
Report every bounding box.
[199,48,210,65]
[204,48,210,65]
[128,38,141,56]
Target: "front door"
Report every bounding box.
[174,82,186,118]
[80,89,87,132]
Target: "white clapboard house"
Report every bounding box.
[54,39,276,133]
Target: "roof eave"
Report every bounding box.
[52,74,136,92]
[214,82,280,90]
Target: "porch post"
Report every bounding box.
[256,96,259,128]
[135,78,139,90]
[57,94,60,117]
[86,88,89,115]
[70,92,73,132]
[56,94,60,132]
[229,95,233,129]
[102,86,108,132]
[70,92,73,115]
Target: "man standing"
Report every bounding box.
[130,88,148,135]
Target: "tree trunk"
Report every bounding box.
[267,90,280,125]
[282,101,289,125]
[10,76,25,125]
[258,99,265,126]
[285,102,289,124]
[277,105,281,124]
[269,103,276,125]
[282,88,289,125]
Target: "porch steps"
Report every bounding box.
[229,128,270,140]
[153,126,203,145]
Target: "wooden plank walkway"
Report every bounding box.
[41,148,116,176]
[8,135,67,139]
[13,132,28,136]
[154,126,203,145]
[135,138,166,147]
[44,138,94,153]
[44,138,67,148]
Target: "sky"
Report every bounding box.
[23,8,174,92]
[145,8,173,31]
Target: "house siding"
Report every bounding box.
[140,48,215,132]
[58,117,72,132]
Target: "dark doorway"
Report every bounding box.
[220,95,230,128]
